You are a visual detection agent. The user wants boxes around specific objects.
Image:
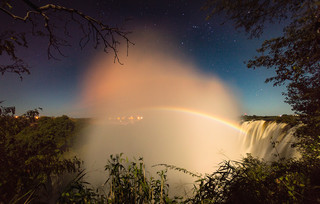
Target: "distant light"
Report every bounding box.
[108,115,143,124]
[14,116,19,119]
[35,116,39,119]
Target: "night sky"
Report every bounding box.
[0,0,293,117]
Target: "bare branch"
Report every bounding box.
[0,2,134,78]
[34,4,133,63]
[0,60,30,80]
[0,7,37,21]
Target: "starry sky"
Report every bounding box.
[0,0,293,117]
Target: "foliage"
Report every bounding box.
[0,111,80,203]
[59,153,182,204]
[293,116,320,159]
[189,154,320,203]
[203,0,320,164]
[153,163,202,179]
[104,153,171,203]
[58,170,105,204]
[203,0,319,109]
[58,153,320,203]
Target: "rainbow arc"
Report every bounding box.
[142,106,247,134]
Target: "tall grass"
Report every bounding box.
[59,153,184,203]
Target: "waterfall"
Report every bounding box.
[240,120,300,160]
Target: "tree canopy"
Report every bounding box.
[203,0,320,115]
[0,113,80,203]
[203,0,320,157]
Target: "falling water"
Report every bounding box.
[240,120,300,160]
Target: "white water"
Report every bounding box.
[240,120,300,160]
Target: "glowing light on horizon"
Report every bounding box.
[107,115,144,124]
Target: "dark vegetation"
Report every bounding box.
[1,0,320,203]
[0,106,81,203]
[58,154,175,203]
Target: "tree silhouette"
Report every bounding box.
[0,0,133,79]
[203,0,320,116]
[203,0,320,166]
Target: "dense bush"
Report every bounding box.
[190,155,320,203]
[0,113,80,203]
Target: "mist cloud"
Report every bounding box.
[77,31,242,194]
